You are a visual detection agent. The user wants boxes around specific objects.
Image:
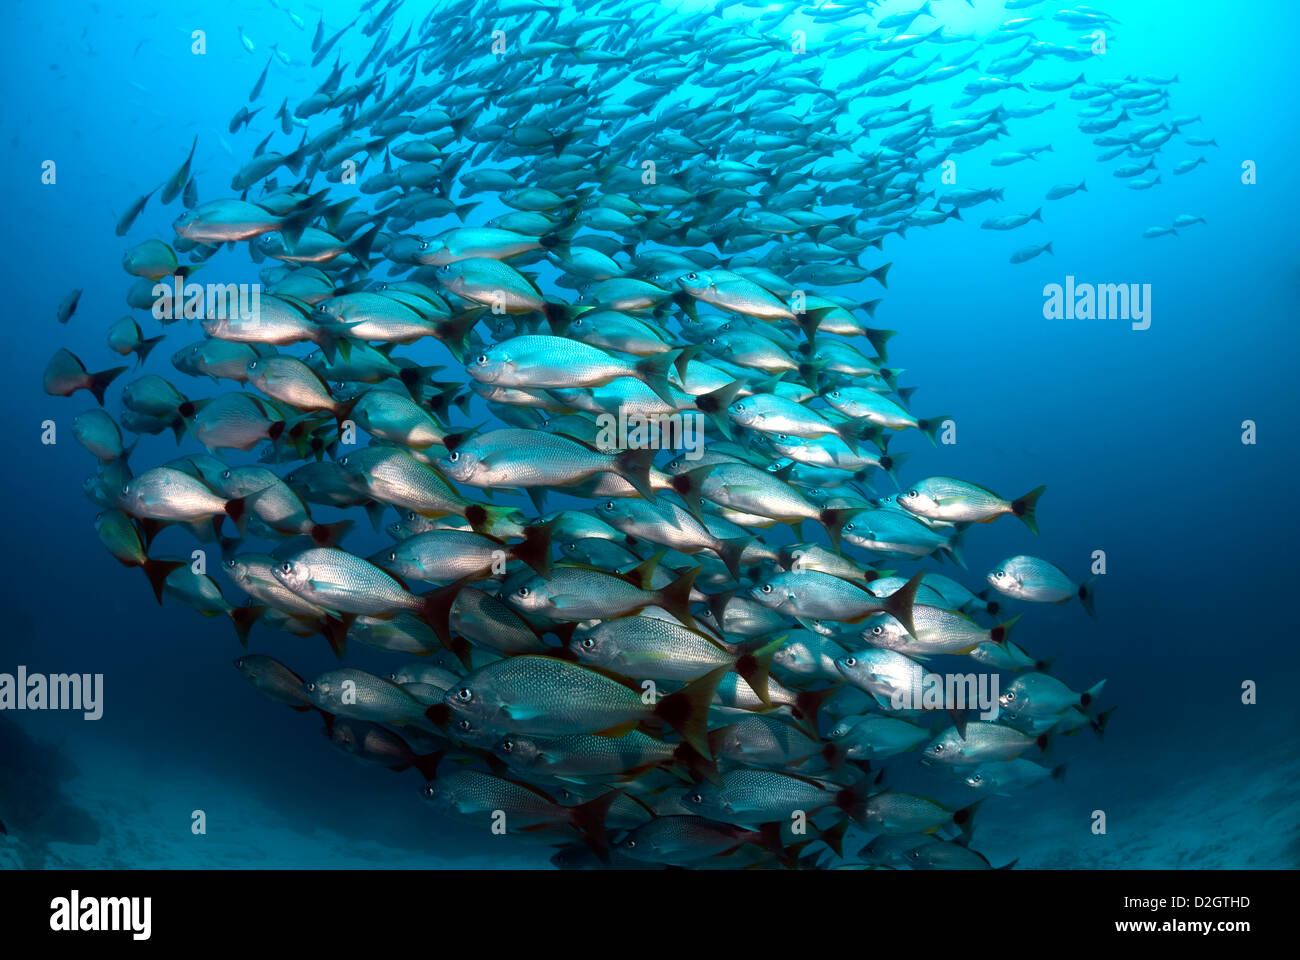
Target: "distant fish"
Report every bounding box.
[114,183,159,236]
[160,135,197,205]
[1009,241,1053,264]
[55,287,82,324]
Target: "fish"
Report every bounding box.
[986,555,1097,617]
[43,349,126,406]
[42,0,1156,872]
[56,288,82,324]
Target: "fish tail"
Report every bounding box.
[988,613,1020,645]
[141,558,185,605]
[654,565,700,630]
[612,446,656,500]
[434,307,484,363]
[309,519,353,547]
[713,535,753,581]
[89,366,128,406]
[418,577,473,666]
[509,523,553,578]
[652,664,728,759]
[633,350,679,407]
[1011,484,1046,534]
[227,603,266,647]
[864,326,896,360]
[793,305,834,347]
[463,502,517,536]
[1089,706,1116,741]
[817,507,848,551]
[345,223,380,271]
[975,588,1000,617]
[320,615,352,659]
[878,449,909,489]
[669,463,713,520]
[836,417,881,455]
[868,261,892,288]
[940,527,967,568]
[1078,577,1098,618]
[732,635,785,706]
[313,326,340,365]
[222,495,250,538]
[135,335,166,367]
[815,817,849,859]
[792,686,838,739]
[882,570,924,639]
[331,395,359,436]
[412,750,444,783]
[1079,679,1107,713]
[277,205,315,251]
[915,415,947,445]
[952,798,983,841]
[567,789,619,864]
[693,379,745,439]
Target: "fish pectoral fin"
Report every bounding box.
[591,722,637,738]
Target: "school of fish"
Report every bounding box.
[47,0,1214,868]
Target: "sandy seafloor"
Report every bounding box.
[4,707,1296,870]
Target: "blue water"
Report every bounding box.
[1,0,1297,869]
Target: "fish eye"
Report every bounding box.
[456,719,471,731]
[761,584,772,593]
[518,586,530,597]
[1005,692,1016,701]
[845,522,855,531]
[686,272,698,281]
[907,490,917,498]
[339,456,349,466]
[476,354,489,364]
[388,551,397,562]
[603,500,614,510]
[830,390,840,398]
[581,638,595,649]
[389,673,398,681]
[455,687,472,702]
[707,338,717,345]
[449,451,460,462]
[419,240,428,250]
[121,484,130,495]
[222,469,232,479]
[406,511,416,520]
[933,744,943,753]
[500,739,515,753]
[844,657,856,667]
[567,542,577,551]
[280,562,292,573]
[422,784,436,798]
[225,558,236,568]
[248,361,258,370]
[625,839,637,849]
[306,682,316,693]
[970,774,983,784]
[994,570,1004,578]
[872,625,883,636]
[689,792,703,804]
